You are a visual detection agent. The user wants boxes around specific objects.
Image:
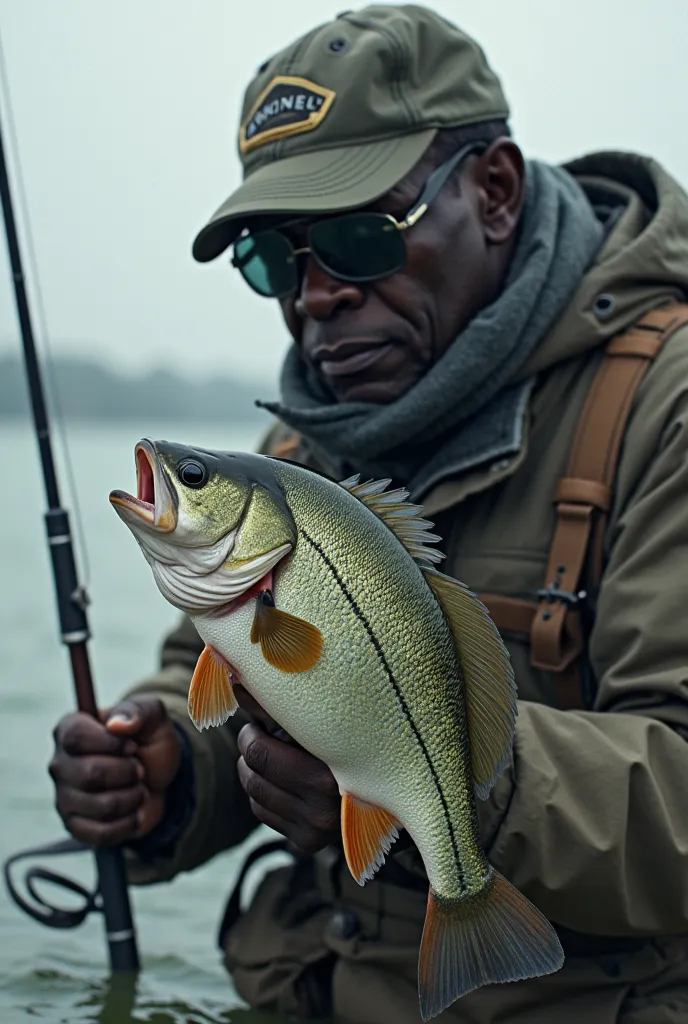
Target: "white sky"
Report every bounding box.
[0,0,687,385]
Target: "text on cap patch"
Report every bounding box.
[240,76,336,154]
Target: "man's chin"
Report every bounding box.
[325,375,413,404]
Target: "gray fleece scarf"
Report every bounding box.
[260,161,604,498]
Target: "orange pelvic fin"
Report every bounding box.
[187,644,238,731]
[341,792,401,886]
[418,871,564,1021]
[250,589,323,673]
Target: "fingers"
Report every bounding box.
[49,748,144,845]
[238,754,338,852]
[237,755,298,826]
[233,685,285,736]
[49,704,174,845]
[57,784,144,825]
[62,813,142,848]
[54,712,136,758]
[238,723,338,799]
[51,753,143,792]
[102,698,180,793]
[55,782,164,846]
[137,792,165,837]
[237,800,302,847]
[237,723,341,853]
[104,698,168,742]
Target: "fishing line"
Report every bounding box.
[0,28,91,586]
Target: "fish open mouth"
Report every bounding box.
[109,439,177,532]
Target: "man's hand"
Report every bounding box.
[49,697,182,846]
[235,685,341,854]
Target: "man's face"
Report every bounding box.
[277,139,524,404]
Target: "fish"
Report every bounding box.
[110,438,564,1019]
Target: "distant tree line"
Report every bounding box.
[0,353,275,423]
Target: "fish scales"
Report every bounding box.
[199,465,480,897]
[279,464,481,891]
[111,441,564,1019]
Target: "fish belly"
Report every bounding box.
[195,543,482,898]
[195,592,425,819]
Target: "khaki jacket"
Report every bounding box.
[124,152,688,1022]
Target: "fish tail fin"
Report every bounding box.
[419,871,564,1021]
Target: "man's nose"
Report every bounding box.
[294,255,365,321]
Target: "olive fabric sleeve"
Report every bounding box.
[477,353,688,937]
[122,614,258,885]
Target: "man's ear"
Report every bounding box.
[475,139,525,246]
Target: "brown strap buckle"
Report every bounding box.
[536,582,587,609]
[556,500,594,523]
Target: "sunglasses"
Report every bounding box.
[230,141,485,299]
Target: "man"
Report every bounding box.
[48,6,688,1022]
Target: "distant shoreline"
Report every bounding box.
[0,354,276,422]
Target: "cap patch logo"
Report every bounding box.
[240,76,336,154]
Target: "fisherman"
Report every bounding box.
[48,6,688,1022]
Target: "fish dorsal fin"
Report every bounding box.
[423,567,517,799]
[339,475,445,566]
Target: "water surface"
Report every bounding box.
[0,420,290,1023]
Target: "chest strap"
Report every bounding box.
[480,303,688,711]
[266,305,688,712]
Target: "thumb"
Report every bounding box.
[105,698,167,740]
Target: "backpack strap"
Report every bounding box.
[481,302,688,711]
[266,305,688,712]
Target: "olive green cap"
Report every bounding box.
[192,4,509,262]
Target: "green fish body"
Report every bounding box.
[110,440,564,1019]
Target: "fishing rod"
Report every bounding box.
[0,61,139,973]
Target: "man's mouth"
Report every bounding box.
[109,439,177,531]
[312,338,394,379]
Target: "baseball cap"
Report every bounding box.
[192,4,509,263]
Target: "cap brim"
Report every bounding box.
[192,129,437,263]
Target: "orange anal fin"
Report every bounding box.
[188,644,238,731]
[418,872,564,1021]
[250,590,323,673]
[341,792,401,886]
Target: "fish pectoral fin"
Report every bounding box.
[419,873,564,1021]
[250,590,323,673]
[188,644,238,731]
[423,567,517,800]
[341,792,401,886]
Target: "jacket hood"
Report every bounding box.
[517,151,688,379]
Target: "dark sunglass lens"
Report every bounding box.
[310,214,406,281]
[233,232,296,297]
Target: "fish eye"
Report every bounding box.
[178,459,208,488]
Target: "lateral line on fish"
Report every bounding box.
[298,527,466,892]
